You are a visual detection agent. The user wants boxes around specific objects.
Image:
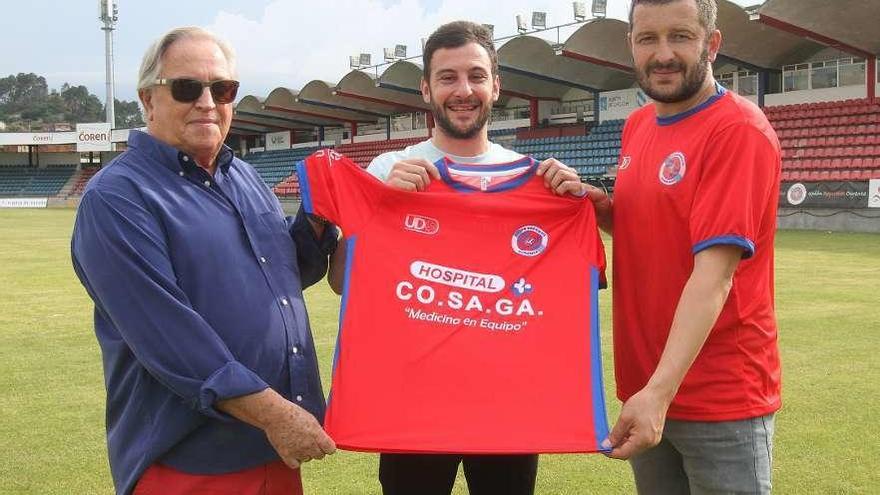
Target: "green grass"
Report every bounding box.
[1,209,878,494]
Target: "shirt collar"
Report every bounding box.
[127,129,235,175]
[655,82,727,127]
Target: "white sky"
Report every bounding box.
[0,0,759,103]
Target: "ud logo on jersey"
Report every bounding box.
[658,152,686,185]
[511,225,548,257]
[619,155,631,170]
[404,214,440,235]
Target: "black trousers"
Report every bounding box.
[379,453,538,495]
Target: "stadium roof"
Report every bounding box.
[334,69,429,113]
[234,94,345,130]
[262,87,377,126]
[231,0,878,137]
[560,19,635,75]
[755,0,880,57]
[715,0,825,70]
[498,35,633,97]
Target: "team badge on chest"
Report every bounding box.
[658,152,686,186]
[511,225,548,257]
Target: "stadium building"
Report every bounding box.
[1,0,879,232]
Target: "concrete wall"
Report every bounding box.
[764,85,873,106]
[778,208,880,233]
[0,152,30,165]
[37,152,80,166]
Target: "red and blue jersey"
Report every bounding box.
[614,87,782,421]
[297,150,609,453]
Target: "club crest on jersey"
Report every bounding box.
[658,152,686,185]
[511,225,548,257]
[619,155,631,170]
[404,214,440,235]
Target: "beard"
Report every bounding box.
[636,44,710,104]
[431,96,491,140]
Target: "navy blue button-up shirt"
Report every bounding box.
[71,130,330,495]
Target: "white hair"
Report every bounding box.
[137,26,237,91]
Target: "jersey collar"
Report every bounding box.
[655,82,727,127]
[436,156,536,193]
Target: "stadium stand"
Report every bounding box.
[335,137,424,168]
[244,147,318,187]
[767,98,880,180]
[512,119,624,177]
[0,165,76,197]
[66,166,101,198]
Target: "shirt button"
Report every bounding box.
[178,171,185,177]
[203,180,211,187]
[281,297,289,306]
[291,346,299,354]
[259,256,267,264]
[296,395,303,402]
[182,156,189,162]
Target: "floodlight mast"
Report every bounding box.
[99,0,118,127]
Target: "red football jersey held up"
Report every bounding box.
[297,150,609,453]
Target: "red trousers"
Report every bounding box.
[133,460,303,495]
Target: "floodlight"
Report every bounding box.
[482,23,495,39]
[591,0,607,18]
[394,44,407,58]
[359,53,372,67]
[531,11,547,29]
[573,2,587,21]
[516,14,528,34]
[384,48,395,62]
[350,55,361,69]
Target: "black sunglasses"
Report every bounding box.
[153,78,240,104]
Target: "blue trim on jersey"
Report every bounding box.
[589,266,611,452]
[295,160,314,214]
[693,235,755,259]
[656,83,727,126]
[327,236,356,409]
[437,156,536,193]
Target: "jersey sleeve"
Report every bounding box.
[571,199,608,289]
[689,123,779,259]
[296,149,384,234]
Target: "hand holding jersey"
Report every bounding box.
[383,155,586,198]
[384,158,441,191]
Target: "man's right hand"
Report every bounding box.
[217,388,336,469]
[582,184,613,234]
[262,400,336,469]
[385,158,441,191]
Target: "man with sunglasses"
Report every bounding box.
[71,27,337,495]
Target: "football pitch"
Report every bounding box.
[0,208,877,494]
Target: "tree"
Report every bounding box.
[60,83,104,123]
[0,73,49,115]
[114,98,145,128]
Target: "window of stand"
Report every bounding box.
[715,70,757,96]
[782,57,867,92]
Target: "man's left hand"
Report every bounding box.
[603,386,671,460]
[536,158,586,196]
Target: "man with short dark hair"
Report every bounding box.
[328,20,586,495]
[583,0,782,493]
[71,27,336,495]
